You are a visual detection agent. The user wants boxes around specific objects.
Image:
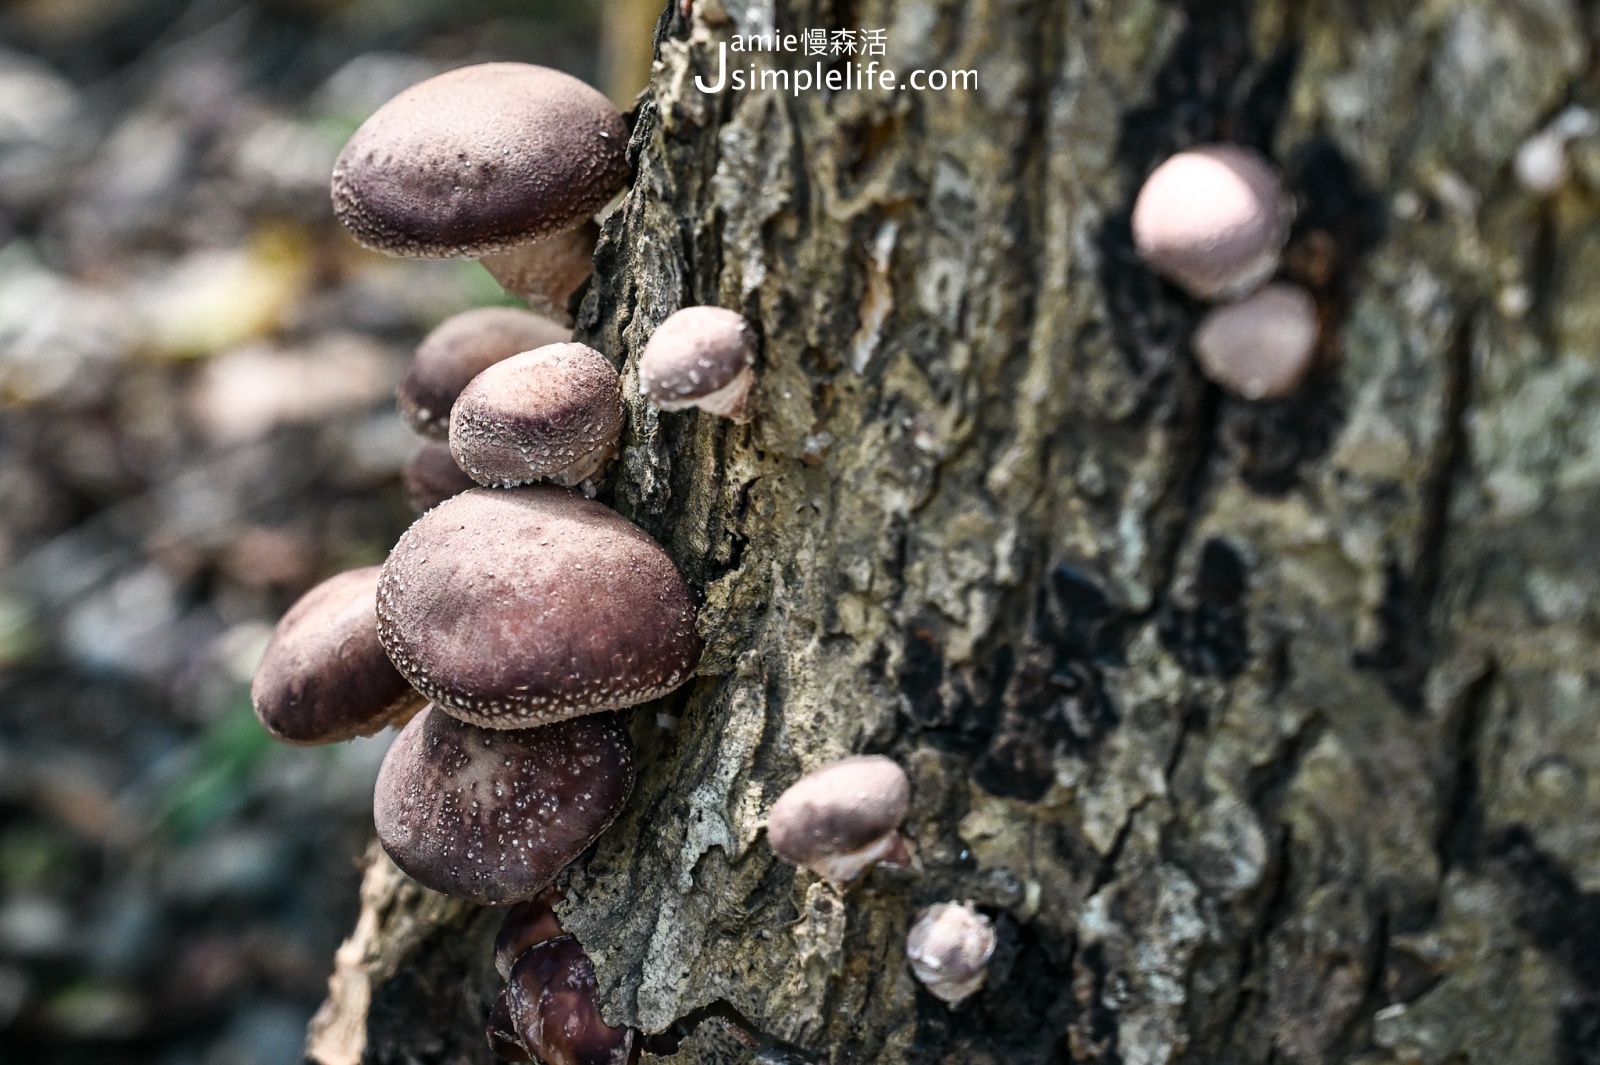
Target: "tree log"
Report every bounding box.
[308,0,1600,1062]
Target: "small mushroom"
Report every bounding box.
[505,935,638,1065]
[373,706,634,904]
[479,221,602,323]
[376,486,700,729]
[1191,282,1320,400]
[1131,145,1293,300]
[638,306,757,422]
[906,902,996,1005]
[331,63,628,321]
[495,889,568,979]
[403,442,477,513]
[251,567,423,745]
[448,343,624,489]
[487,991,533,1062]
[400,307,570,440]
[765,755,913,886]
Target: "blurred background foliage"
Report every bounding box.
[0,0,653,1061]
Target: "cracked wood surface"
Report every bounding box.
[306,1,1600,1063]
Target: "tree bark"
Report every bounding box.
[307,1,1600,1062]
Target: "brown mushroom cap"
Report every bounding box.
[766,755,911,867]
[251,567,423,745]
[400,307,570,440]
[1131,145,1291,300]
[1191,283,1320,400]
[373,706,634,904]
[403,442,477,513]
[906,902,996,1005]
[506,935,638,1065]
[331,63,629,259]
[376,486,700,728]
[479,221,600,325]
[638,306,756,418]
[448,343,624,489]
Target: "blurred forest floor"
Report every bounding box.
[0,1,606,1061]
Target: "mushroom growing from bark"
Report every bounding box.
[399,307,570,440]
[1191,282,1320,400]
[373,706,634,904]
[251,567,423,744]
[449,343,624,489]
[376,486,700,729]
[765,755,913,886]
[495,889,568,979]
[505,935,638,1065]
[906,902,996,1005]
[1132,144,1293,300]
[403,442,476,513]
[331,63,628,322]
[638,306,757,421]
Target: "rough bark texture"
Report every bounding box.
[306,1,1600,1063]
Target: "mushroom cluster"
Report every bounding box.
[1132,144,1320,400]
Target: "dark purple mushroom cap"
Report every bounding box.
[331,63,629,259]
[766,755,911,866]
[496,890,567,979]
[506,935,638,1065]
[404,442,477,513]
[373,707,634,904]
[400,307,570,440]
[376,486,700,729]
[1191,282,1320,400]
[638,306,756,416]
[906,902,996,1005]
[1131,145,1291,300]
[251,567,423,745]
[448,343,624,489]
[488,991,533,1062]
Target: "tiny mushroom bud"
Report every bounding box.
[906,902,996,1006]
[766,755,912,886]
[400,307,570,440]
[1132,144,1293,300]
[487,991,533,1062]
[448,343,624,489]
[638,306,757,422]
[373,706,634,904]
[506,935,638,1065]
[251,567,423,745]
[478,221,601,324]
[331,63,628,318]
[376,486,700,729]
[496,889,567,979]
[1192,282,1320,401]
[403,442,477,513]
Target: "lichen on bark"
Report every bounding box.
[307,1,1600,1063]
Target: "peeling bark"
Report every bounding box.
[307,1,1600,1063]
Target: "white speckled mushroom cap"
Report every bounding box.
[1131,145,1292,300]
[373,706,633,904]
[376,485,700,728]
[331,63,629,259]
[638,306,755,408]
[448,342,624,489]
[1192,283,1319,400]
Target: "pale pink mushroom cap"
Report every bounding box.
[1132,145,1292,300]
[1192,283,1320,400]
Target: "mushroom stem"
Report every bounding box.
[478,221,600,326]
[811,829,914,887]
